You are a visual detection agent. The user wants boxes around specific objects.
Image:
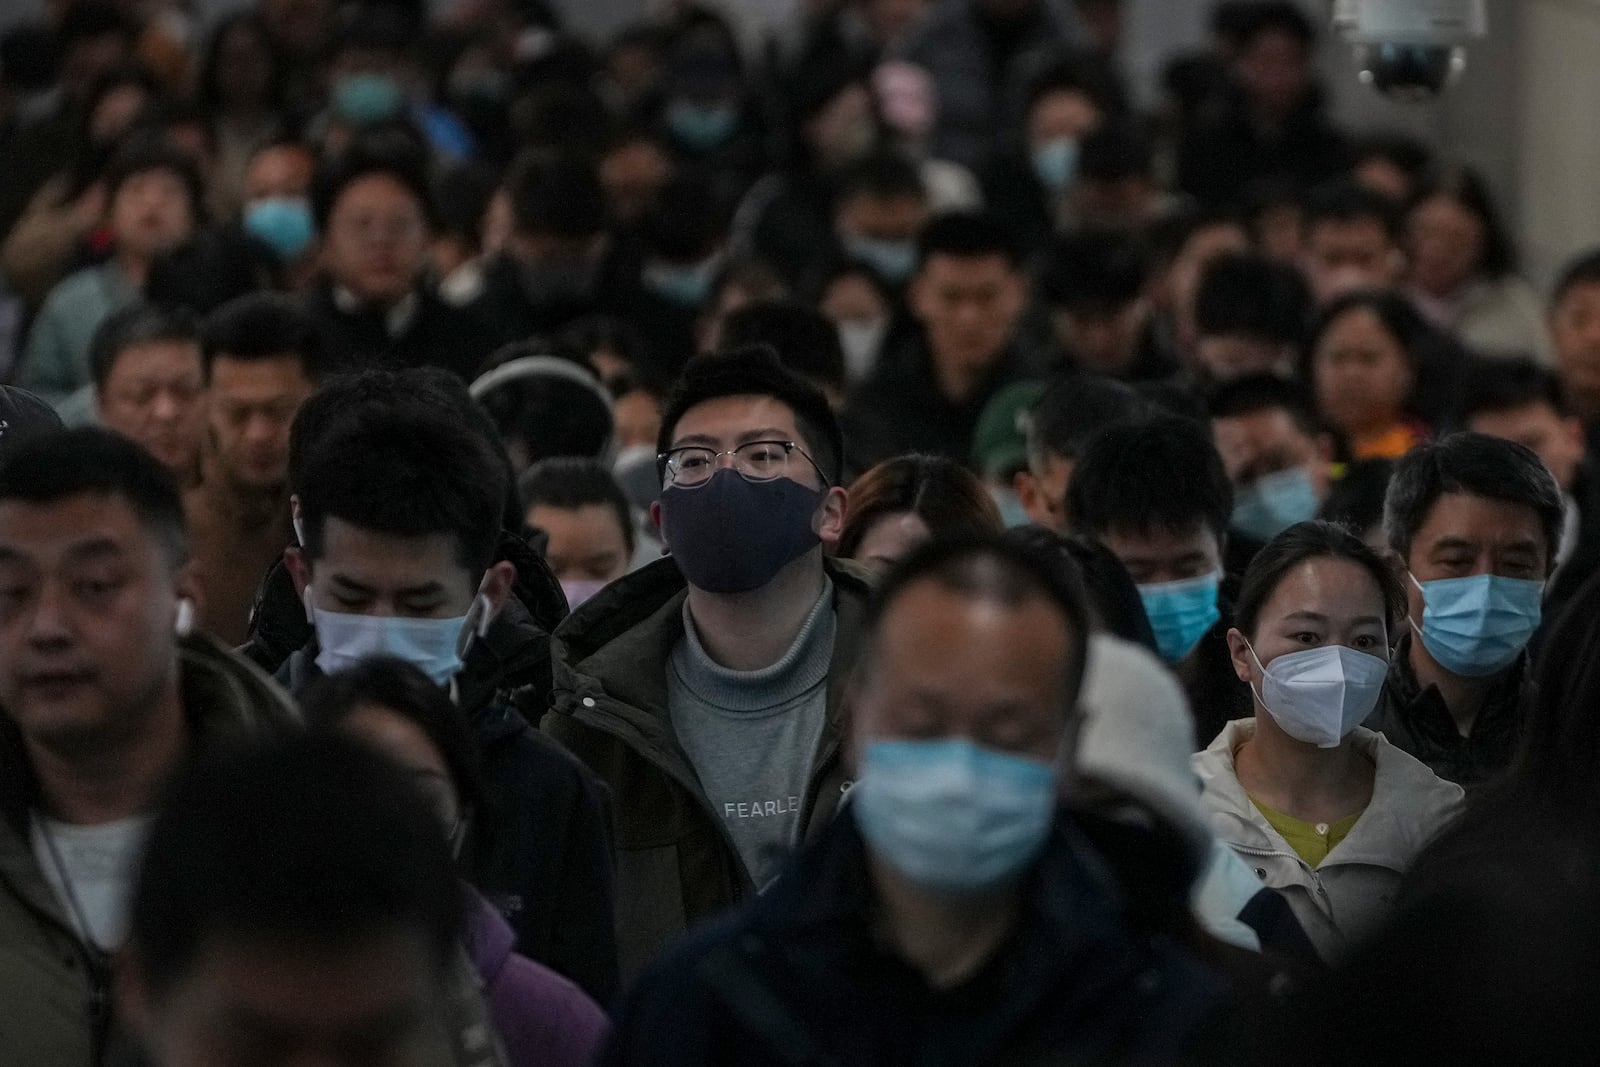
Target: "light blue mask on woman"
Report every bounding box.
[1138,571,1222,664]
[1409,572,1543,677]
[851,737,1056,895]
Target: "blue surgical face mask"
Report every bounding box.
[990,487,1032,529]
[643,256,719,307]
[852,737,1056,895]
[1409,572,1543,677]
[1231,467,1320,544]
[844,234,918,285]
[1030,136,1080,193]
[308,589,490,686]
[667,99,739,149]
[243,196,315,263]
[1139,571,1222,664]
[332,73,406,127]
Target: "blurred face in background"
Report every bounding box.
[1408,194,1486,299]
[911,253,1025,390]
[1303,218,1402,306]
[1312,307,1413,438]
[110,169,196,263]
[1551,280,1600,420]
[322,174,428,306]
[98,342,207,479]
[205,355,316,492]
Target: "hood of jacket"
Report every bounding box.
[1193,719,1464,874]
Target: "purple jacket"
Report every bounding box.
[467,887,611,1067]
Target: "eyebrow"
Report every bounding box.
[328,575,448,599]
[668,428,794,450]
[1280,611,1387,626]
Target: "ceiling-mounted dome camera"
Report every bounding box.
[1333,0,1488,101]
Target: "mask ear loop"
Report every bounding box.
[1243,639,1271,714]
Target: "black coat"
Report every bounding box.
[304,281,498,382]
[602,807,1239,1067]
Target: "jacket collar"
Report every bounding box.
[1193,719,1463,875]
[1386,632,1527,745]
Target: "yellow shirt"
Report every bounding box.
[1249,796,1365,868]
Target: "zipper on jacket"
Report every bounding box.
[1227,842,1334,916]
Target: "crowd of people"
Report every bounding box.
[2,0,1599,1064]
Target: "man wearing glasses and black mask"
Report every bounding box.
[545,345,873,979]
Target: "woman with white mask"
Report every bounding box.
[1193,521,1463,963]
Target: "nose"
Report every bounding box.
[151,389,181,421]
[27,579,73,647]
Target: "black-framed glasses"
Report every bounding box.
[658,440,828,489]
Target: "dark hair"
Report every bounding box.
[104,138,206,225]
[518,457,635,554]
[1459,357,1568,425]
[311,139,434,234]
[512,159,606,239]
[1207,373,1322,439]
[1234,520,1406,639]
[0,24,58,94]
[145,228,283,314]
[197,12,284,119]
[837,150,926,204]
[1026,373,1149,468]
[1038,228,1146,312]
[719,301,847,394]
[1022,54,1122,120]
[1303,180,1401,242]
[1408,167,1516,279]
[432,162,499,249]
[0,427,187,564]
[1193,253,1310,344]
[202,292,322,382]
[836,455,1001,560]
[864,533,1092,710]
[88,303,201,391]
[1551,248,1600,308]
[1224,1,1316,50]
[58,1,137,49]
[643,173,729,261]
[1077,121,1151,183]
[474,345,615,466]
[1304,290,1428,380]
[658,345,844,486]
[297,398,509,577]
[300,657,489,814]
[1317,459,1394,539]
[1068,415,1233,543]
[1347,131,1435,196]
[129,734,463,998]
[915,211,1020,270]
[1384,432,1565,566]
[1004,525,1159,652]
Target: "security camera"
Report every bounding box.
[1332,0,1488,101]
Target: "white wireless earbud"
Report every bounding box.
[473,592,494,639]
[175,598,195,638]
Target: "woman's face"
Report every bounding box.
[1228,556,1390,687]
[821,272,890,327]
[1313,307,1413,436]
[851,511,931,572]
[339,704,460,835]
[1408,194,1486,297]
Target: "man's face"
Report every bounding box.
[1405,491,1551,620]
[528,504,632,583]
[322,174,428,306]
[136,933,453,1067]
[1016,452,1073,532]
[1551,281,1600,420]
[848,578,1077,769]
[1051,301,1143,375]
[0,493,190,757]
[1468,403,1586,495]
[1026,88,1100,150]
[1234,29,1310,119]
[1213,407,1329,499]
[295,519,477,620]
[99,342,207,479]
[911,253,1026,383]
[243,144,314,203]
[110,169,195,261]
[600,139,671,227]
[1303,219,1401,305]
[1099,522,1222,585]
[206,356,316,491]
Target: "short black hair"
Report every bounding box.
[59,0,137,48]
[1458,357,1568,425]
[719,300,847,394]
[1004,525,1158,652]
[1317,458,1394,539]
[518,456,635,555]
[300,656,489,815]
[145,228,283,315]
[1207,373,1322,439]
[473,345,615,466]
[297,397,509,577]
[643,174,729,261]
[129,733,463,999]
[1384,432,1565,566]
[864,532,1092,712]
[915,211,1019,270]
[1022,54,1122,119]
[88,304,201,391]
[1026,373,1149,468]
[1224,0,1316,50]
[658,345,844,486]
[1077,121,1151,183]
[1550,247,1600,308]
[1303,180,1401,242]
[511,159,606,239]
[202,293,322,383]
[1068,415,1234,544]
[837,150,926,205]
[1194,253,1310,344]
[104,138,206,225]
[1038,228,1146,313]
[1347,131,1434,194]
[0,427,187,564]
[311,139,433,234]
[1234,520,1406,639]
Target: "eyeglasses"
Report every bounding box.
[659,440,828,489]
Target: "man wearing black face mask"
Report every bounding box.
[544,346,873,980]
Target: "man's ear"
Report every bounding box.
[480,560,517,613]
[816,486,849,547]
[285,546,311,598]
[173,558,204,620]
[649,500,666,549]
